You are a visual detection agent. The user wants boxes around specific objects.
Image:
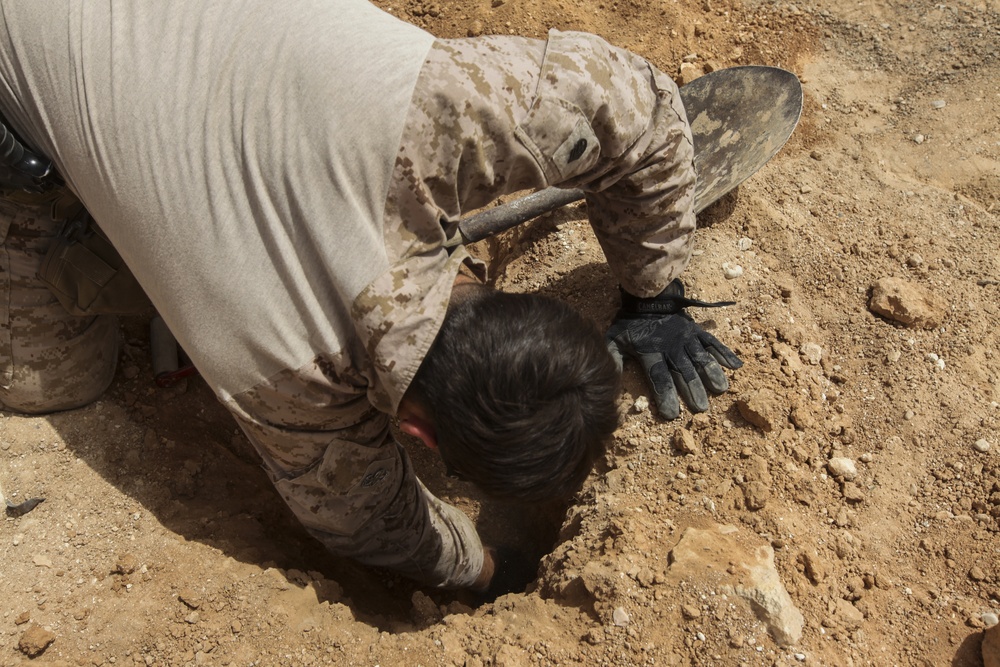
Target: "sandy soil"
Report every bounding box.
[2,0,999,665]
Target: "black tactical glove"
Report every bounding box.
[606,279,743,420]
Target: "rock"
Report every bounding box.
[681,604,701,619]
[800,343,823,365]
[737,389,788,432]
[673,428,701,456]
[797,551,829,585]
[868,277,946,329]
[984,621,1000,667]
[668,524,804,646]
[828,457,858,481]
[115,553,140,575]
[974,439,992,453]
[742,481,770,510]
[178,589,202,609]
[18,624,56,657]
[913,134,925,144]
[842,482,865,503]
[984,613,999,628]
[931,99,947,109]
[612,607,631,626]
[632,396,649,413]
[678,62,705,85]
[722,262,744,279]
[33,554,53,568]
[970,566,988,582]
[831,598,865,629]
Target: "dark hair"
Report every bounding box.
[409,288,621,502]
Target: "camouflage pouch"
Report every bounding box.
[37,193,152,316]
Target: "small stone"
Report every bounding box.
[737,237,753,251]
[178,589,202,609]
[794,654,806,662]
[800,343,823,365]
[612,607,631,627]
[466,19,484,36]
[678,62,705,85]
[970,566,987,581]
[799,184,813,194]
[184,612,200,624]
[868,277,946,329]
[633,396,649,413]
[828,457,858,481]
[983,613,999,628]
[737,389,788,433]
[123,365,140,379]
[18,625,56,657]
[743,481,770,510]
[681,604,702,619]
[115,553,139,575]
[930,100,946,109]
[906,253,923,267]
[722,263,744,279]
[231,620,243,634]
[809,150,823,160]
[913,134,925,144]
[15,611,31,625]
[33,554,53,568]
[842,482,865,503]
[673,429,701,456]
[973,439,991,453]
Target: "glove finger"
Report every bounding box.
[638,353,680,420]
[699,358,731,394]
[669,348,711,413]
[697,330,744,369]
[682,341,730,394]
[673,367,710,413]
[606,340,625,373]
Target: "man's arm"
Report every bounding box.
[225,362,485,589]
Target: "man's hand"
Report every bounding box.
[470,545,537,602]
[606,279,743,420]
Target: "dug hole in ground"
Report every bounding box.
[2,0,999,665]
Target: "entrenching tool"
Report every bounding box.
[456,65,803,245]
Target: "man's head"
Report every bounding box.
[403,283,621,503]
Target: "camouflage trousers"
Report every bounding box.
[0,189,118,414]
[227,34,694,589]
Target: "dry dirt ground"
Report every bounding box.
[2,0,999,665]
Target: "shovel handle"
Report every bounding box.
[457,187,584,244]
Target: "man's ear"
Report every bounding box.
[398,398,439,451]
[399,415,438,450]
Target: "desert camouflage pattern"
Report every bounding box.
[0,189,118,414]
[226,354,484,588]
[0,29,696,588]
[232,32,696,587]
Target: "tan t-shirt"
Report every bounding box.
[0,0,436,404]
